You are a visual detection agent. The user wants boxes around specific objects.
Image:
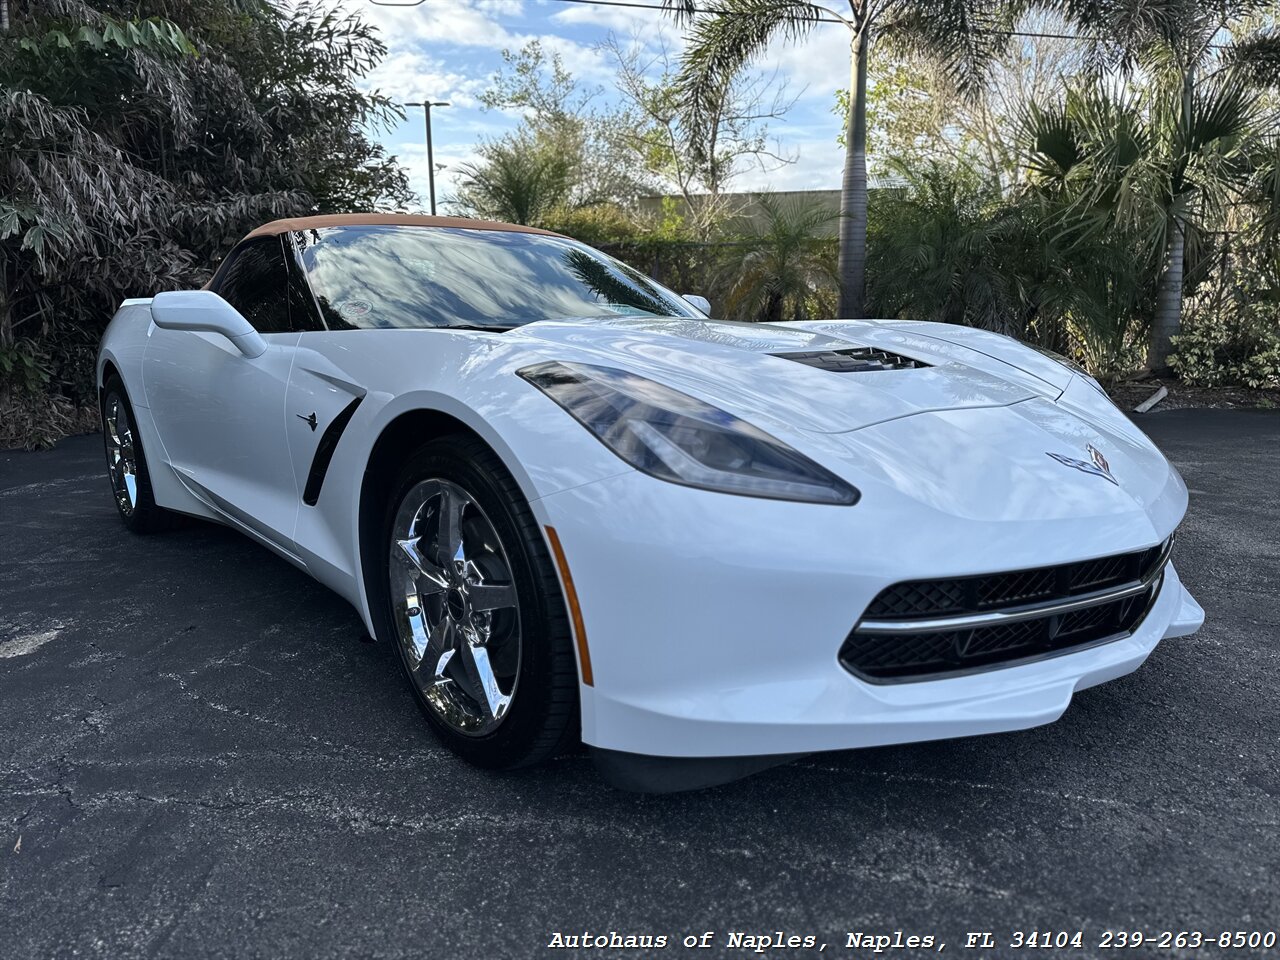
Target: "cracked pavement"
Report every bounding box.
[1,412,1277,959]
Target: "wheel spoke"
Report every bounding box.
[394,537,449,591]
[434,486,468,567]
[459,642,510,721]
[105,402,121,446]
[405,595,432,662]
[468,583,516,613]
[423,617,454,676]
[390,477,520,737]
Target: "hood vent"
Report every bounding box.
[772,346,930,373]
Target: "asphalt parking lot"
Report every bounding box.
[1,410,1277,959]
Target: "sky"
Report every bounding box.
[351,0,855,212]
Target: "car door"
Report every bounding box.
[142,235,302,557]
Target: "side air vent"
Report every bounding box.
[302,397,363,506]
[773,347,930,372]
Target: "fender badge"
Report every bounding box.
[1047,444,1117,485]
[296,412,318,431]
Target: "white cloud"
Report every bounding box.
[357,1,616,88]
[762,22,853,102]
[547,0,679,44]
[547,2,652,33]
[472,0,525,14]
[361,48,489,107]
[359,0,519,48]
[733,137,845,193]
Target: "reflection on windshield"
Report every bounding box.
[294,225,700,331]
[563,249,670,318]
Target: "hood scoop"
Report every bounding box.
[773,346,930,373]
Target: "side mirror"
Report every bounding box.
[150,290,267,359]
[682,294,711,316]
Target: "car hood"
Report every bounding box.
[833,393,1184,528]
[512,316,1057,434]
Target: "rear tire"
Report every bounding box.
[101,375,175,534]
[376,434,580,769]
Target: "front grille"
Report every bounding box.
[840,540,1171,682]
[773,346,929,372]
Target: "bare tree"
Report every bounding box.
[602,33,795,237]
[851,11,1086,194]
[478,40,650,210]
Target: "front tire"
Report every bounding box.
[377,435,579,769]
[101,375,175,534]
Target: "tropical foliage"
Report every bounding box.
[452,130,576,226]
[456,40,649,221]
[670,0,1027,318]
[865,156,1161,373]
[453,36,794,236]
[1039,0,1280,370]
[1,0,412,447]
[719,195,838,321]
[1171,243,1280,388]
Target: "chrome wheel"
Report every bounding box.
[104,394,138,516]
[390,479,521,736]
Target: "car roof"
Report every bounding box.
[242,213,565,241]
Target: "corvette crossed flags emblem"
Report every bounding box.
[1046,444,1118,485]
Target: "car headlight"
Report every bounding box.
[518,361,860,505]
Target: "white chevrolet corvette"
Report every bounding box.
[98,213,1204,790]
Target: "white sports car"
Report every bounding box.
[97,213,1205,791]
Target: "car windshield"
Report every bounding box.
[293,224,702,330]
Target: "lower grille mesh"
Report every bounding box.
[864,542,1166,619]
[841,541,1170,682]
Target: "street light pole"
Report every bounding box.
[404,100,450,215]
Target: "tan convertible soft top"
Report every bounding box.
[243,212,563,241]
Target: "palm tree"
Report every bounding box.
[721,193,839,321]
[866,158,1019,330]
[669,0,1022,319]
[1059,0,1280,371]
[452,132,575,226]
[1022,77,1275,372]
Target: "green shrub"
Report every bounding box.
[541,203,643,246]
[0,338,99,450]
[1171,313,1280,389]
[0,340,52,396]
[1172,248,1280,389]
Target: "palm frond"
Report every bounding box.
[677,0,829,160]
[1220,29,1280,89]
[1018,99,1084,185]
[719,192,838,321]
[659,0,702,23]
[879,0,1023,97]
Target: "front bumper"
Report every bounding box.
[532,467,1204,761]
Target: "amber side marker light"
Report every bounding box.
[545,526,594,686]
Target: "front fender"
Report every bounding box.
[284,331,635,635]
